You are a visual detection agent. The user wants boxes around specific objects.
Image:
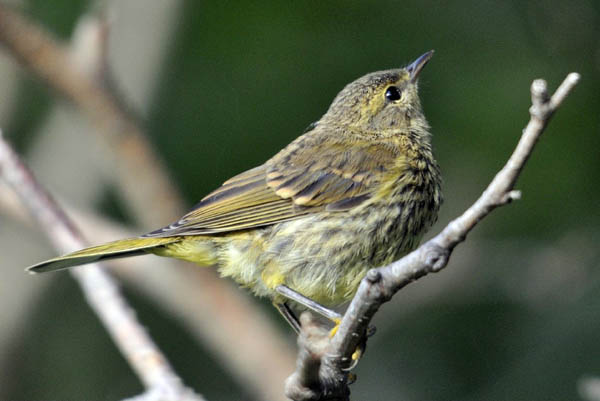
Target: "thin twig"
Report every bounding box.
[0,131,205,401]
[285,73,580,400]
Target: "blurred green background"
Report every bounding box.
[1,0,599,400]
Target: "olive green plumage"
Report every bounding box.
[28,51,442,310]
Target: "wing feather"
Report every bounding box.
[144,127,400,237]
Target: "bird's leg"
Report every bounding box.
[276,284,371,372]
[273,301,301,334]
[276,284,344,339]
[275,285,342,324]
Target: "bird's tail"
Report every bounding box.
[27,237,180,273]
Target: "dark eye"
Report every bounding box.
[385,86,402,101]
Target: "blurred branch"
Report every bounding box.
[579,376,600,401]
[0,6,294,401]
[69,14,110,87]
[0,182,296,401]
[284,73,581,401]
[0,131,205,401]
[0,4,180,226]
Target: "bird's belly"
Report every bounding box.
[215,200,426,307]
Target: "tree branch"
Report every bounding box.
[284,73,580,400]
[0,130,205,401]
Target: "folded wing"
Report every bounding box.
[145,128,399,237]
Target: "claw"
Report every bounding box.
[328,318,342,338]
[351,348,362,362]
[342,346,363,371]
[342,326,374,371]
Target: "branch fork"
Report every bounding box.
[284,72,580,401]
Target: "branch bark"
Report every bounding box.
[284,73,581,400]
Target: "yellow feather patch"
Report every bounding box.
[152,236,218,266]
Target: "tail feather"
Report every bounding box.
[27,237,180,273]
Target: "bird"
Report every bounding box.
[27,50,442,332]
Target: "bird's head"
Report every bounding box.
[322,50,434,134]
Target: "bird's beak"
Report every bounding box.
[407,50,434,82]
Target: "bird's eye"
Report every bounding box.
[385,86,402,101]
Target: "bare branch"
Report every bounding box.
[0,131,205,401]
[284,314,344,401]
[285,73,580,400]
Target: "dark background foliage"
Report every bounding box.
[1,0,599,400]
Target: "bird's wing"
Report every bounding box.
[144,128,399,237]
